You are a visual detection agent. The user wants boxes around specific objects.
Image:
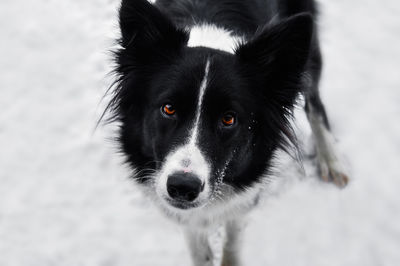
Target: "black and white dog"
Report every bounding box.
[106,0,349,264]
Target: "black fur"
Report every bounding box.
[107,0,323,190]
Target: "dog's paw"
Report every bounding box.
[317,153,349,188]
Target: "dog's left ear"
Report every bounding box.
[118,0,188,68]
[235,13,314,108]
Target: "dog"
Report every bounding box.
[105,0,349,265]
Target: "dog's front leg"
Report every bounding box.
[221,219,244,266]
[184,228,214,266]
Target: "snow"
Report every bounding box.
[1,0,399,265]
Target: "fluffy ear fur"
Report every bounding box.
[235,13,314,108]
[118,0,189,71]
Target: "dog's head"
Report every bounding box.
[109,0,313,212]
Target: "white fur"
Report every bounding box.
[184,228,214,266]
[188,24,243,54]
[153,181,262,227]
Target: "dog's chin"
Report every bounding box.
[163,197,206,211]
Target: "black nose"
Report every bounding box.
[167,173,203,202]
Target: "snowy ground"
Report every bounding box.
[1,0,399,265]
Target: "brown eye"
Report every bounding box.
[222,113,235,126]
[162,104,176,116]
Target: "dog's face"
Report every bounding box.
[141,51,263,210]
[111,0,313,212]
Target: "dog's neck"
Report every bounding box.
[188,24,243,54]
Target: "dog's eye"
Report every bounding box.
[162,104,176,116]
[222,112,236,126]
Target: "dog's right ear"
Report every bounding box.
[118,0,188,68]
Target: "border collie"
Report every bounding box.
[105,0,349,264]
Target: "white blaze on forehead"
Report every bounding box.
[188,24,243,54]
[189,59,210,146]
